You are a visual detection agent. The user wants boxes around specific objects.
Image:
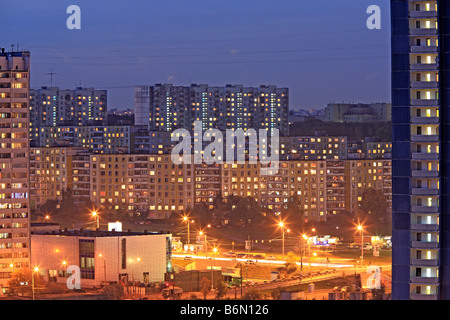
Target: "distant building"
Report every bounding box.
[324,103,391,123]
[30,227,173,287]
[29,86,107,145]
[134,83,289,136]
[281,136,348,160]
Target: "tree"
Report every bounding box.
[242,288,262,300]
[8,268,45,297]
[192,204,211,228]
[280,195,305,230]
[215,280,228,300]
[199,277,211,300]
[60,188,75,220]
[102,283,124,300]
[359,188,389,225]
[371,283,386,300]
[224,196,263,227]
[271,287,282,300]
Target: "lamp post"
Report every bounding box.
[357,225,364,265]
[212,247,218,291]
[301,234,308,273]
[183,216,194,251]
[32,267,39,300]
[199,231,207,259]
[278,221,288,259]
[92,211,99,229]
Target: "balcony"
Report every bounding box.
[410,28,438,36]
[411,81,438,89]
[412,188,439,196]
[411,46,438,54]
[410,63,438,71]
[411,241,439,249]
[411,277,439,285]
[412,170,439,178]
[409,10,438,19]
[410,99,439,107]
[412,152,439,160]
[411,223,439,231]
[411,135,439,143]
[411,206,439,214]
[410,293,438,300]
[411,259,439,267]
[411,117,439,125]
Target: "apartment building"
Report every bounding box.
[391,0,443,299]
[134,83,289,136]
[0,49,31,292]
[90,154,194,219]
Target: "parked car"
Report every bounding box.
[223,251,236,257]
[266,255,277,260]
[236,254,247,259]
[254,254,265,259]
[245,260,257,265]
[162,287,183,299]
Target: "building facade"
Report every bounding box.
[391,0,443,299]
[30,227,172,287]
[29,86,107,145]
[134,83,289,136]
[0,50,31,291]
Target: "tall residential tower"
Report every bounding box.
[0,49,31,292]
[391,0,447,300]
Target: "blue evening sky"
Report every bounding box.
[1,0,390,110]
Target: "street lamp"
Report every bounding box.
[92,210,100,229]
[357,224,364,265]
[278,221,288,258]
[32,267,39,300]
[199,231,207,259]
[212,247,218,290]
[183,216,194,250]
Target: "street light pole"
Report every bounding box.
[32,267,39,300]
[357,225,364,265]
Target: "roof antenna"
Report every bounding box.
[44,69,58,87]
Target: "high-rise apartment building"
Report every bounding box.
[0,49,31,292]
[29,86,107,145]
[391,0,443,299]
[134,83,289,136]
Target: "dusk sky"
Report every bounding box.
[2,0,390,110]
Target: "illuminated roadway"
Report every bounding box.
[172,254,355,268]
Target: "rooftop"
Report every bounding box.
[30,226,171,238]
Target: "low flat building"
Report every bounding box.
[30,227,173,288]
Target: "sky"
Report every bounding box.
[1,0,391,110]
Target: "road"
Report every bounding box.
[173,253,356,268]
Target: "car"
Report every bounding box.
[184,256,193,260]
[223,251,236,257]
[236,254,247,259]
[266,256,277,260]
[245,260,257,265]
[254,254,265,259]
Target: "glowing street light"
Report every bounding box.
[91,210,100,229]
[32,267,39,300]
[357,224,364,264]
[182,215,194,249]
[277,220,288,258]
